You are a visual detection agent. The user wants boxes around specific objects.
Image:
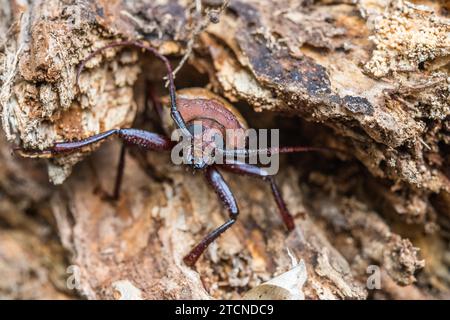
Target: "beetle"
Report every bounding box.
[17,40,332,267]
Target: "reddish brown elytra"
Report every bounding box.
[16,41,332,267]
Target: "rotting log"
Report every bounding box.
[0,0,449,299]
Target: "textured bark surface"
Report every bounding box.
[0,0,449,299]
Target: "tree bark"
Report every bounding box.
[0,0,449,299]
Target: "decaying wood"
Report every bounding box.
[0,134,76,299]
[0,0,449,299]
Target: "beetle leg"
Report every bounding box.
[16,129,174,198]
[183,166,239,267]
[219,161,295,232]
[111,143,126,200]
[17,128,174,156]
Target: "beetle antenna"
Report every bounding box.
[76,40,191,137]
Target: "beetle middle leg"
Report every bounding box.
[112,81,165,200]
[219,161,295,231]
[183,166,239,267]
[111,143,126,200]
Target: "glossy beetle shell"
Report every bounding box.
[161,88,248,149]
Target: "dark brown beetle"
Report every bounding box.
[17,41,331,267]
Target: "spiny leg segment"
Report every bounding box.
[17,128,174,199]
[38,129,174,155]
[219,161,295,231]
[183,166,239,267]
[183,161,296,267]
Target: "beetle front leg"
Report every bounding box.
[219,161,295,232]
[183,166,239,267]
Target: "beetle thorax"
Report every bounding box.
[185,118,224,169]
[161,88,249,169]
